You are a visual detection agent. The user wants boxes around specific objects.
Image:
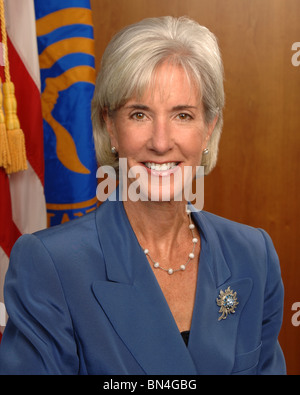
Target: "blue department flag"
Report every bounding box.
[34,0,98,226]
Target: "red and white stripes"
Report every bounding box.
[0,0,46,335]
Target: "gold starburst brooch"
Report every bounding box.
[216,286,239,321]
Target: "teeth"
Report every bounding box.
[144,162,178,171]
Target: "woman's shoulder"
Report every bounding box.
[196,210,267,238]
[28,208,97,247]
[197,210,251,227]
[11,208,100,265]
[14,198,121,263]
[194,210,277,261]
[9,208,107,285]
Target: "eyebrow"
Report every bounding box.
[124,104,198,111]
[124,104,150,111]
[172,105,198,111]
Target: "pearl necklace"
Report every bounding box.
[143,209,198,275]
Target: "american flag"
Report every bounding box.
[0,0,46,337]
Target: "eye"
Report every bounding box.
[177,113,192,121]
[131,112,146,121]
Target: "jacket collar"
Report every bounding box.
[95,192,232,286]
[93,194,198,374]
[93,193,252,374]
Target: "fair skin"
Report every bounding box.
[104,63,217,332]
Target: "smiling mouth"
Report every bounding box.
[143,162,179,171]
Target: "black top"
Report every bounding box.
[181,331,190,346]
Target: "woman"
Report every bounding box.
[0,16,285,375]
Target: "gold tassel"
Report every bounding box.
[0,76,11,169]
[3,81,27,173]
[0,0,27,174]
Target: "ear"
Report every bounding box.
[102,108,119,150]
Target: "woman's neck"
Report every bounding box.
[123,199,190,254]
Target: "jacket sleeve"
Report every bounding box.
[257,229,286,375]
[0,234,79,375]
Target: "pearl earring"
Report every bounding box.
[111,146,117,154]
[203,148,209,155]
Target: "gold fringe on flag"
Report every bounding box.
[0,76,10,168]
[0,0,27,174]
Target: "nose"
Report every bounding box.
[148,117,174,154]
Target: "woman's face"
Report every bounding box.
[104,63,217,203]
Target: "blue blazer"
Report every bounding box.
[0,195,286,375]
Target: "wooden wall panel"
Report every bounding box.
[91,0,300,374]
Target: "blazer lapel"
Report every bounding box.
[93,195,198,375]
[188,212,253,374]
[93,195,253,375]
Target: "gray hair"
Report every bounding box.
[92,16,225,175]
